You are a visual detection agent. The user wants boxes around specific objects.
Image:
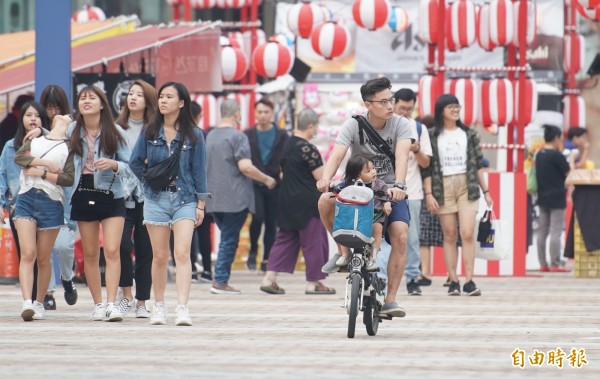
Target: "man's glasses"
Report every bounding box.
[366,97,396,106]
[396,106,415,113]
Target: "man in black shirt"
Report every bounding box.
[259,109,335,295]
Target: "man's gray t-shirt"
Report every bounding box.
[205,127,255,214]
[336,111,414,183]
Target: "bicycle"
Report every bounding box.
[332,183,395,338]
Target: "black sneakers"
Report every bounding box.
[407,279,422,296]
[43,293,57,310]
[447,281,461,296]
[463,280,482,296]
[417,276,432,286]
[62,279,78,305]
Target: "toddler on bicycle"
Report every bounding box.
[336,156,392,271]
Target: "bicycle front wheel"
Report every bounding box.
[347,272,362,338]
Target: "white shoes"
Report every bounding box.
[135,303,151,318]
[91,303,107,321]
[33,301,45,320]
[117,298,134,317]
[105,303,124,322]
[21,300,35,321]
[150,302,167,325]
[175,305,192,326]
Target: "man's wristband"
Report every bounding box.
[483,190,489,194]
[197,207,205,211]
[41,169,48,180]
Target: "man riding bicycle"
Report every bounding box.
[317,77,414,318]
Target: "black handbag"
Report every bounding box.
[477,210,493,243]
[72,174,115,208]
[142,138,185,191]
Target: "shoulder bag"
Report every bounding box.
[143,137,185,191]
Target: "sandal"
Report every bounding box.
[305,282,336,295]
[260,282,285,295]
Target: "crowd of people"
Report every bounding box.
[0,76,580,326]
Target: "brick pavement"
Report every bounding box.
[0,271,599,378]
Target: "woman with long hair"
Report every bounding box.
[68,86,130,321]
[114,80,158,318]
[12,105,75,321]
[39,84,78,311]
[130,82,208,326]
[423,94,493,296]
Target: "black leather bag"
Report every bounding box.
[142,139,184,191]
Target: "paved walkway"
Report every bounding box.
[0,270,599,378]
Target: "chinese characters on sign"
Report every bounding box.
[511,348,588,369]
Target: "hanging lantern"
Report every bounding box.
[512,1,536,47]
[585,6,600,21]
[228,31,245,50]
[449,0,476,48]
[387,6,409,33]
[72,5,106,22]
[252,41,294,78]
[243,29,266,61]
[165,0,183,4]
[287,1,325,39]
[352,0,391,31]
[191,0,216,8]
[564,95,586,129]
[417,75,441,117]
[446,9,458,52]
[191,94,218,130]
[580,0,600,8]
[310,21,351,60]
[489,0,514,46]
[477,3,496,51]
[480,79,513,126]
[418,0,439,44]
[216,0,246,8]
[221,46,248,82]
[445,78,479,125]
[564,32,585,73]
[514,79,538,126]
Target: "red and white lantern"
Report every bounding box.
[512,1,536,47]
[418,75,441,117]
[585,6,600,21]
[191,0,216,8]
[514,79,537,126]
[310,21,351,60]
[191,94,218,130]
[252,41,294,79]
[580,0,600,9]
[221,46,248,82]
[216,0,246,8]
[449,0,476,48]
[564,95,586,129]
[418,0,439,44]
[387,6,409,33]
[445,78,479,125]
[72,5,106,22]
[243,29,266,61]
[489,0,514,46]
[165,0,183,4]
[564,32,586,73]
[352,0,391,31]
[480,78,513,126]
[287,1,325,39]
[228,31,245,50]
[446,9,458,52]
[477,3,496,51]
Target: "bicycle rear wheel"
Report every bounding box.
[347,272,362,338]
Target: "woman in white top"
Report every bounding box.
[423,94,493,297]
[13,106,75,321]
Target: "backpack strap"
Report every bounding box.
[416,120,422,142]
[352,115,396,170]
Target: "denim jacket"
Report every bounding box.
[129,126,209,204]
[0,139,21,209]
[67,122,131,200]
[422,126,484,205]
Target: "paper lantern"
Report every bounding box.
[489,0,514,46]
[418,0,438,44]
[191,0,216,8]
[243,29,266,61]
[580,0,600,8]
[514,79,538,126]
[445,78,479,125]
[228,31,245,50]
[191,94,218,130]
[585,6,600,21]
[564,95,586,129]
[287,1,325,39]
[352,0,391,31]
[446,8,458,52]
[418,75,441,117]
[72,5,106,22]
[564,32,585,73]
[216,0,246,8]
[221,46,248,82]
[252,41,294,78]
[387,6,409,33]
[310,21,351,60]
[477,4,496,51]
[512,1,536,47]
[450,0,476,48]
[480,79,513,126]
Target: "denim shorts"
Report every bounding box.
[384,199,411,244]
[143,191,197,228]
[13,188,65,230]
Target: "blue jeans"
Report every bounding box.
[377,199,422,281]
[213,209,249,284]
[48,227,76,292]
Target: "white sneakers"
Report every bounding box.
[117,298,135,317]
[135,303,151,318]
[21,300,45,321]
[91,303,107,321]
[150,302,193,326]
[105,303,124,322]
